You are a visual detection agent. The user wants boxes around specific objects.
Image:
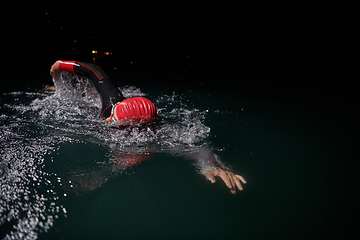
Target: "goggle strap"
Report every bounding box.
[101,102,119,118]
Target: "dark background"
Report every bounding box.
[1,5,354,113]
[1,6,341,90]
[1,5,358,238]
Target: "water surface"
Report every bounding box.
[0,74,340,239]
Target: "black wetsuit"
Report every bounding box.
[59,61,125,118]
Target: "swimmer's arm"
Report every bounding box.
[193,152,246,194]
[50,60,110,83]
[50,60,78,77]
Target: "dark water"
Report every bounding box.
[0,75,341,239]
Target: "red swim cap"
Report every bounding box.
[114,97,157,124]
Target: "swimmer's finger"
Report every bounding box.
[229,174,237,194]
[208,175,216,183]
[236,174,247,184]
[218,170,233,191]
[205,172,216,183]
[234,175,243,191]
[50,70,57,77]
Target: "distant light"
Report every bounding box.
[92,50,97,54]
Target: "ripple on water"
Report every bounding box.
[1,74,214,238]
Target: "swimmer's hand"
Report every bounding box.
[43,85,56,93]
[204,168,246,194]
[50,60,61,80]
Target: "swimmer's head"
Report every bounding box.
[106,97,157,125]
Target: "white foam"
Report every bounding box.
[0,74,214,238]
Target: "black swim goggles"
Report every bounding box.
[105,102,121,123]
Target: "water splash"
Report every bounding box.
[0,124,69,239]
[0,74,213,238]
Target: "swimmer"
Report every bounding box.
[49,60,246,194]
[49,60,155,124]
